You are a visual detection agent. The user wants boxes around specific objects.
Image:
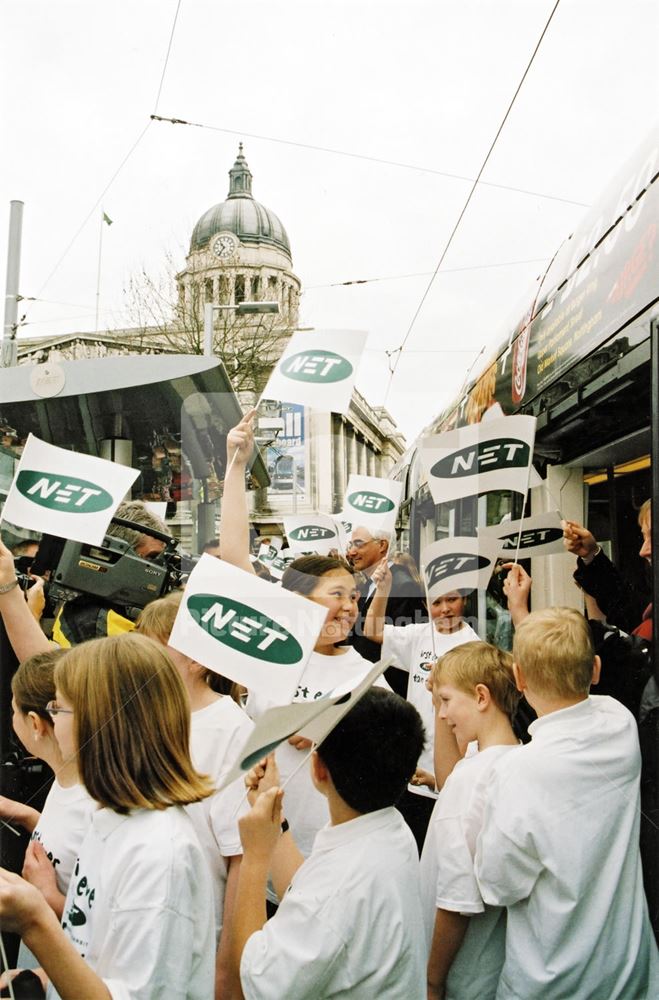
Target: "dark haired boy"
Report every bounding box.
[229,688,427,999]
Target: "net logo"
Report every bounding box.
[282,351,352,383]
[188,595,303,665]
[16,471,112,513]
[427,553,490,585]
[347,491,395,513]
[432,439,530,479]
[289,526,336,541]
[500,527,563,550]
[272,555,295,573]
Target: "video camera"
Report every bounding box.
[28,517,192,617]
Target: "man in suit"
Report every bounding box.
[346,526,427,696]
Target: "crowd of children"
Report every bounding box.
[0,413,657,999]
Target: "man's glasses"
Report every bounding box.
[45,701,74,717]
[347,539,373,550]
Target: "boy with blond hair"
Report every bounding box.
[476,607,659,999]
[420,641,519,1000]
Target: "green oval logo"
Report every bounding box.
[289,526,336,542]
[431,439,530,479]
[16,471,113,514]
[347,491,395,514]
[282,351,352,383]
[187,594,303,665]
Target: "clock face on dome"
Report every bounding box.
[212,234,238,259]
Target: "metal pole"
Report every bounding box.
[95,212,104,333]
[203,302,214,355]
[651,317,658,678]
[2,200,23,368]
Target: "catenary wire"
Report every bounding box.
[304,257,551,290]
[150,113,589,209]
[381,0,564,407]
[33,0,184,301]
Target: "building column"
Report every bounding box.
[347,428,359,478]
[358,437,368,475]
[332,415,346,509]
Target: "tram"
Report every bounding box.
[394,125,659,643]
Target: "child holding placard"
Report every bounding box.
[230,688,427,999]
[364,558,479,851]
[219,412,393,884]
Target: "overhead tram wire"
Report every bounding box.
[381,0,564,407]
[304,257,551,290]
[153,0,184,115]
[150,115,588,210]
[34,0,184,302]
[35,121,152,299]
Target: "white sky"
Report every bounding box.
[1,0,658,441]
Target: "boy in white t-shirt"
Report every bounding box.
[364,557,478,850]
[420,640,519,1000]
[476,607,659,999]
[229,688,427,1000]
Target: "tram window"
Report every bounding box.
[486,491,518,526]
[433,502,451,542]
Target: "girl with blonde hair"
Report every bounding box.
[0,632,215,1000]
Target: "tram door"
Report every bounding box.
[584,458,651,627]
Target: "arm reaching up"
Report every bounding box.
[219,410,258,576]
[501,563,532,628]
[562,519,599,563]
[363,558,392,644]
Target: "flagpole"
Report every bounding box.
[95,211,104,333]
[512,459,534,565]
[420,562,437,661]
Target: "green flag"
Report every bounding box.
[102,212,113,226]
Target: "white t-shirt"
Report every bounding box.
[420,744,518,1000]
[382,621,479,797]
[185,696,255,940]
[247,647,384,862]
[475,696,659,1000]
[241,806,426,999]
[48,805,214,1000]
[30,780,96,894]
[18,780,96,970]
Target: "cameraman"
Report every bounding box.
[51,501,171,647]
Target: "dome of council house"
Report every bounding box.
[190,144,292,260]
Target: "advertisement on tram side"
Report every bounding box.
[435,130,659,431]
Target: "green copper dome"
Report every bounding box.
[190,145,292,260]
